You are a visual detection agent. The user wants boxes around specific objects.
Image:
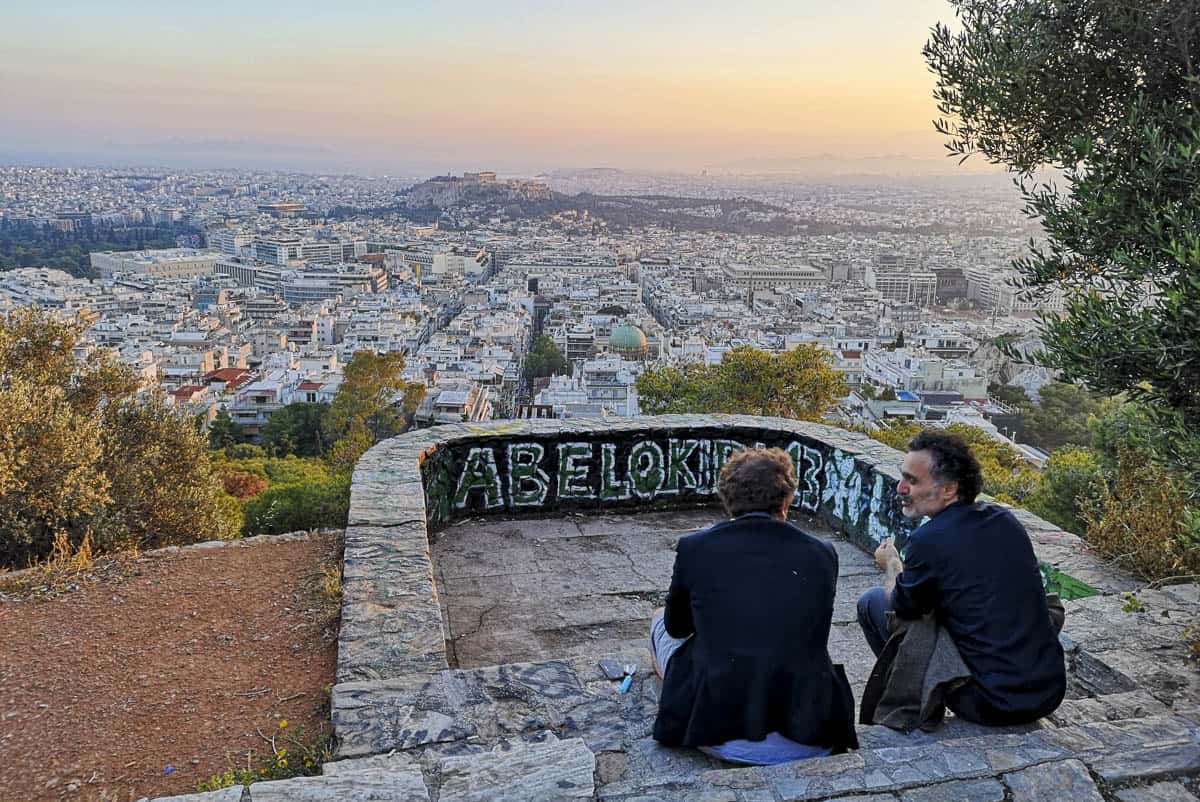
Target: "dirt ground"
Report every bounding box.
[0,531,341,802]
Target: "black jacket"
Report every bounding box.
[891,502,1066,717]
[652,514,858,752]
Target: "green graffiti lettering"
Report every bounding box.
[710,439,743,490]
[628,440,665,499]
[453,446,504,510]
[557,441,594,498]
[667,438,701,493]
[600,443,632,500]
[508,442,550,507]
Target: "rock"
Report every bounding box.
[899,778,1005,802]
[1115,781,1200,801]
[248,768,428,801]
[1090,743,1200,783]
[321,751,420,776]
[152,787,244,802]
[437,737,595,802]
[1003,759,1105,802]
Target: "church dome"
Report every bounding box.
[609,324,648,358]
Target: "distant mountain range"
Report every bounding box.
[708,153,1003,177]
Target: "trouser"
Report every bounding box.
[855,586,1067,725]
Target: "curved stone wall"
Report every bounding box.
[340,415,919,684]
[340,414,1137,684]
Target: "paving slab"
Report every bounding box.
[898,778,1005,802]
[1116,781,1200,801]
[436,737,595,802]
[152,789,245,802]
[248,768,429,801]
[1002,759,1105,802]
[431,508,852,669]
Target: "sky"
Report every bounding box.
[0,0,983,176]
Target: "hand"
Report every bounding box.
[874,538,899,570]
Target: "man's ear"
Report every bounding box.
[940,481,960,504]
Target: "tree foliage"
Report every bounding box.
[325,351,424,472]
[0,221,194,277]
[988,382,1029,407]
[261,402,330,457]
[1020,382,1101,452]
[524,335,571,381]
[636,345,846,421]
[925,0,1200,451]
[208,407,245,450]
[0,307,238,567]
[1023,446,1106,535]
[241,476,351,537]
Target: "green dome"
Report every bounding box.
[609,324,647,352]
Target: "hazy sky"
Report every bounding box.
[0,0,978,175]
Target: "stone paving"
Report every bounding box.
[151,417,1200,802]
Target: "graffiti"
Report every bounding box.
[453,446,504,510]
[666,438,702,494]
[599,443,632,500]
[508,443,550,507]
[422,427,915,546]
[627,440,666,499]
[557,441,595,499]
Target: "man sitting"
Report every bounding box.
[651,447,857,763]
[857,429,1065,725]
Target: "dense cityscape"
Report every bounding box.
[0,164,1053,457]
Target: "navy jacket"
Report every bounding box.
[652,514,858,751]
[892,502,1066,717]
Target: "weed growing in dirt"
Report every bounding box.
[197,719,332,790]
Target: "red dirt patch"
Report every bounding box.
[0,531,341,802]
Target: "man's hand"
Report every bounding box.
[874,538,900,570]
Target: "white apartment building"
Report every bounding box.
[90,249,220,279]
[721,263,826,292]
[864,264,938,307]
[863,348,988,401]
[581,355,639,417]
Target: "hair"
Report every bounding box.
[907,429,983,503]
[717,447,798,518]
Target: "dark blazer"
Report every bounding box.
[652,513,858,752]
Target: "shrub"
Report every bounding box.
[1083,449,1200,581]
[221,469,269,500]
[1024,447,1106,535]
[242,475,350,537]
[0,307,238,567]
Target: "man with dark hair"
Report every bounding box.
[651,447,857,763]
[857,429,1065,725]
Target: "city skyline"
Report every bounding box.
[0,0,1000,176]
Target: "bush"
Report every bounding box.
[1083,449,1200,581]
[1024,447,1106,535]
[197,718,330,790]
[242,475,350,537]
[0,308,238,567]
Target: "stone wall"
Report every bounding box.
[341,415,918,684]
[340,414,1139,684]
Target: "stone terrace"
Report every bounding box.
[155,416,1200,802]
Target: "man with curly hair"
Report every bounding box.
[651,447,857,763]
[857,429,1065,725]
